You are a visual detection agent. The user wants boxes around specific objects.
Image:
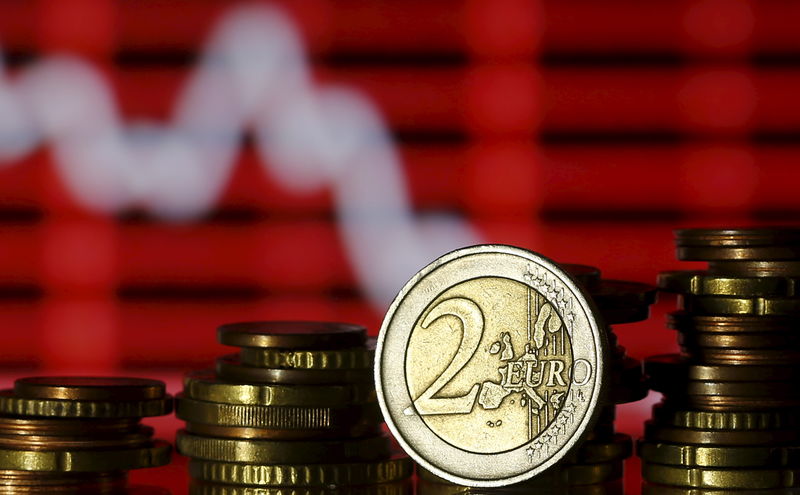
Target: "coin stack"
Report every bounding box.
[0,376,172,493]
[176,321,413,494]
[640,228,800,492]
[559,264,656,489]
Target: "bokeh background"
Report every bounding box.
[0,0,798,492]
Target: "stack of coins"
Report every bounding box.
[0,376,172,493]
[176,321,413,494]
[640,228,800,492]
[558,265,656,489]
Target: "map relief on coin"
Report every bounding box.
[405,268,590,458]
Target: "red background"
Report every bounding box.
[0,0,798,493]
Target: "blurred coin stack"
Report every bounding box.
[176,321,412,495]
[416,264,655,493]
[560,264,656,489]
[640,228,800,492]
[0,376,172,494]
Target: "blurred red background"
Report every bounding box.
[0,0,798,492]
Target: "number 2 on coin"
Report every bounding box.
[413,297,484,415]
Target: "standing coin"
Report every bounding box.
[375,245,607,487]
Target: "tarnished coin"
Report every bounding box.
[675,228,800,261]
[680,294,800,316]
[679,348,800,366]
[561,264,602,289]
[567,433,632,464]
[183,370,375,406]
[709,260,800,277]
[216,355,373,384]
[677,331,800,349]
[667,312,798,333]
[638,439,800,467]
[14,377,165,402]
[642,463,800,489]
[239,341,374,370]
[651,403,799,430]
[645,354,800,382]
[188,454,413,486]
[375,245,607,487]
[217,321,366,350]
[658,271,800,297]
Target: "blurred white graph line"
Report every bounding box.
[0,4,478,307]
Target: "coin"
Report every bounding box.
[176,431,391,463]
[567,433,632,464]
[708,260,800,277]
[183,371,375,406]
[0,439,171,471]
[564,461,623,485]
[671,395,800,411]
[188,455,413,486]
[637,440,800,467]
[680,294,800,316]
[0,390,173,418]
[642,463,800,489]
[184,422,381,440]
[677,331,800,349]
[642,483,797,495]
[216,355,373,384]
[188,481,412,495]
[644,422,800,445]
[217,322,366,350]
[675,228,800,261]
[239,342,374,370]
[0,425,154,450]
[562,264,602,289]
[667,312,798,333]
[376,245,607,487]
[651,404,800,430]
[658,271,800,297]
[679,348,800,366]
[645,354,800,382]
[588,280,657,308]
[176,395,382,430]
[0,417,139,436]
[13,377,165,402]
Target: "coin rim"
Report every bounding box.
[375,244,607,488]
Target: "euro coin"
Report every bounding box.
[183,371,375,406]
[0,390,172,418]
[588,280,657,308]
[651,404,800,430]
[239,342,374,370]
[567,433,632,464]
[217,322,366,350]
[188,481,412,495]
[658,271,800,297]
[645,354,800,382]
[680,294,800,316]
[675,228,800,261]
[642,463,800,489]
[708,260,800,276]
[643,422,800,445]
[638,440,800,467]
[184,422,380,440]
[0,439,171,471]
[667,312,797,333]
[376,245,607,487]
[677,331,800,349]
[188,455,413,486]
[13,377,165,402]
[215,355,372,384]
[679,348,800,366]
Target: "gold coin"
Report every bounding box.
[176,431,391,463]
[677,331,800,349]
[680,294,800,316]
[658,271,800,297]
[376,245,607,487]
[563,460,623,485]
[0,425,153,450]
[644,422,800,445]
[651,403,800,430]
[642,482,798,495]
[638,440,800,467]
[0,439,171,471]
[216,355,373,384]
[415,465,567,486]
[0,417,139,436]
[642,463,800,489]
[189,481,412,495]
[239,342,374,370]
[667,311,798,333]
[679,347,800,366]
[217,322,366,350]
[13,377,165,402]
[645,354,800,382]
[567,433,632,464]
[183,371,375,406]
[675,228,800,261]
[184,421,381,440]
[176,395,382,430]
[188,455,412,486]
[0,390,172,418]
[671,395,800,411]
[709,260,800,277]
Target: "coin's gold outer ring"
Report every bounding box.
[375,244,608,488]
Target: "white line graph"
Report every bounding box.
[0,4,479,307]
